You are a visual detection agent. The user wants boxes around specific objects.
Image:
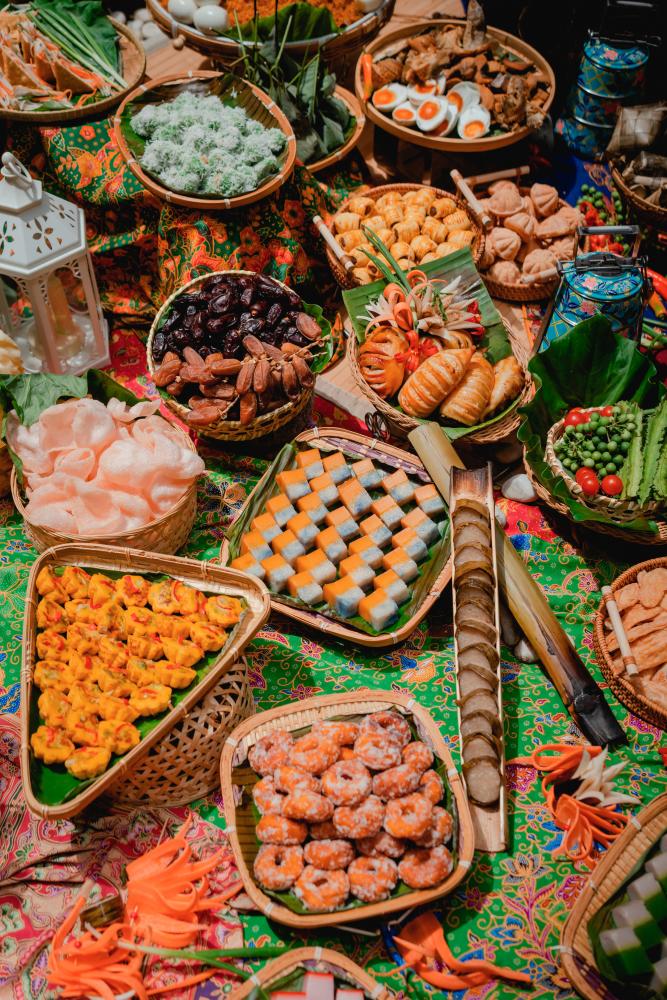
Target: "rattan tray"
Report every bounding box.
[230,946,393,1000]
[346,318,533,445]
[612,165,667,233]
[355,20,555,154]
[561,792,667,1000]
[146,272,318,443]
[593,557,667,731]
[0,19,146,124]
[325,182,485,289]
[219,426,452,647]
[10,416,198,555]
[21,543,270,820]
[114,71,296,211]
[220,690,474,930]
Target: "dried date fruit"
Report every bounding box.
[153,352,183,387]
[183,347,206,369]
[292,354,314,389]
[253,358,271,394]
[282,360,299,400]
[239,391,258,425]
[186,405,222,427]
[209,357,243,377]
[201,383,236,400]
[236,359,256,395]
[296,312,322,341]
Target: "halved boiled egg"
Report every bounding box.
[457,103,490,139]
[447,82,480,113]
[372,84,407,113]
[392,101,417,127]
[407,79,439,105]
[415,96,448,132]
[431,101,458,136]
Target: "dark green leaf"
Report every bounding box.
[32,0,119,71]
[232,3,338,42]
[0,374,88,427]
[321,113,345,152]
[298,55,320,120]
[296,129,325,163]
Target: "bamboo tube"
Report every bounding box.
[312,214,354,272]
[602,586,638,676]
[409,423,625,749]
[450,169,493,230]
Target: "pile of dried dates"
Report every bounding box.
[151,272,324,427]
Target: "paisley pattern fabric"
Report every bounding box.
[0,121,665,999]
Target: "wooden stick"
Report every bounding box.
[521,267,558,284]
[450,169,493,230]
[460,165,530,188]
[312,214,354,272]
[601,586,638,676]
[408,423,625,749]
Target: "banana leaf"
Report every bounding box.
[231,712,459,915]
[343,247,516,441]
[230,3,339,41]
[224,440,451,637]
[518,316,665,534]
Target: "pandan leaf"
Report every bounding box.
[362,245,399,288]
[639,397,667,504]
[362,226,411,292]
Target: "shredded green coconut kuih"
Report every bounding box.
[131,92,287,197]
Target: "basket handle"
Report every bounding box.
[575,224,641,258]
[456,165,530,187]
[601,586,638,676]
[313,214,354,272]
[450,169,493,231]
[521,266,558,284]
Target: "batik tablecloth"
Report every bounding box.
[1,116,666,1000]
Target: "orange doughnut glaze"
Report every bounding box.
[333,795,384,839]
[384,793,433,839]
[256,814,307,845]
[289,732,340,775]
[354,730,402,771]
[360,709,411,747]
[282,789,334,823]
[403,741,434,773]
[356,830,406,859]
[348,855,398,903]
[398,845,453,889]
[321,759,372,806]
[252,776,286,815]
[312,719,359,746]
[413,806,453,848]
[249,731,293,776]
[372,762,422,800]
[309,819,338,840]
[253,844,304,890]
[294,866,350,911]
[418,768,444,804]
[273,765,320,794]
[304,839,355,870]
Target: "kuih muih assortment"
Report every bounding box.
[248,709,455,910]
[30,565,243,780]
[231,448,447,631]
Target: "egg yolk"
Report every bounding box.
[448,93,463,111]
[374,88,396,106]
[394,108,415,121]
[419,101,441,120]
[464,121,485,137]
[414,83,436,94]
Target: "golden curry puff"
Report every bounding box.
[69,651,101,683]
[98,720,140,754]
[116,574,150,608]
[126,657,157,686]
[173,582,204,616]
[61,566,91,599]
[189,620,227,651]
[124,606,156,637]
[98,636,129,670]
[153,661,196,689]
[31,725,75,764]
[130,682,172,716]
[36,566,67,603]
[204,595,243,628]
[88,573,118,609]
[66,622,101,656]
[148,580,180,615]
[126,634,163,661]
[65,746,111,779]
[37,689,70,727]
[95,666,135,698]
[34,661,72,692]
[161,637,203,669]
[68,682,105,713]
[36,629,69,663]
[36,598,69,633]
[152,613,190,640]
[98,694,139,724]
[65,708,100,746]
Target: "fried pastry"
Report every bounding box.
[60,566,91,599]
[189,620,227,651]
[204,595,243,628]
[130,683,172,716]
[65,746,111,779]
[88,574,118,609]
[65,709,100,746]
[127,634,164,661]
[34,661,71,692]
[148,580,180,615]
[398,349,474,417]
[36,629,69,662]
[36,598,69,633]
[37,689,70,727]
[98,720,140,755]
[116,574,150,607]
[161,637,203,669]
[36,566,67,602]
[153,661,197,689]
[440,353,495,426]
[31,725,75,764]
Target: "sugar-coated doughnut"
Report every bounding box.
[254,844,304,890]
[348,855,398,903]
[321,759,372,806]
[384,793,433,839]
[304,839,355,870]
[398,845,453,889]
[294,866,349,911]
[248,731,293,776]
[333,795,384,839]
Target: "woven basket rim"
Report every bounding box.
[219,426,453,647]
[561,793,667,1000]
[611,164,667,222]
[345,315,531,444]
[220,690,474,929]
[229,946,393,1000]
[545,407,661,521]
[20,543,271,820]
[10,413,197,545]
[593,556,667,731]
[146,270,314,438]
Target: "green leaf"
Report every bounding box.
[232,3,338,42]
[639,397,667,504]
[0,374,88,427]
[298,54,320,120]
[321,113,345,154]
[296,129,325,164]
[31,0,120,73]
[518,316,664,533]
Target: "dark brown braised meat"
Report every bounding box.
[152,272,323,428]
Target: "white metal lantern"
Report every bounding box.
[0,151,109,374]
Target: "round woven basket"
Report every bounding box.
[545,407,661,523]
[106,659,253,807]
[230,947,393,1000]
[523,462,667,545]
[146,271,317,443]
[10,418,198,555]
[0,19,146,124]
[346,319,533,445]
[611,164,667,232]
[326,183,484,290]
[593,558,667,731]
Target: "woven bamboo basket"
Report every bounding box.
[21,543,271,820]
[0,442,11,499]
[308,87,365,174]
[145,0,395,79]
[523,461,667,545]
[220,426,453,647]
[545,408,662,523]
[593,557,667,732]
[0,19,146,124]
[325,183,484,290]
[146,271,319,443]
[561,793,667,1000]
[230,947,393,1000]
[10,414,198,554]
[220,690,474,930]
[611,164,667,232]
[346,318,533,445]
[113,72,296,211]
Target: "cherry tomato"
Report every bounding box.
[600,405,614,417]
[601,474,623,496]
[575,468,597,487]
[564,412,585,427]
[580,474,600,496]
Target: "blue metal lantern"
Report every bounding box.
[538,226,649,352]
